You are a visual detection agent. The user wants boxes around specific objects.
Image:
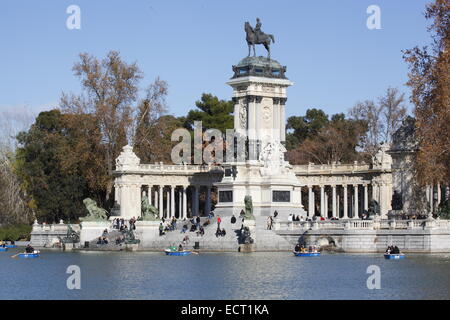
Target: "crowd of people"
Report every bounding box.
[112,217,136,232]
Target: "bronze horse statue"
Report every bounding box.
[245,21,275,59]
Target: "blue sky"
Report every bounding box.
[0,0,432,119]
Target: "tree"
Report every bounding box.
[60,51,143,203]
[183,94,234,133]
[287,111,367,164]
[348,87,406,155]
[133,78,179,163]
[286,108,329,150]
[403,0,450,185]
[15,110,92,223]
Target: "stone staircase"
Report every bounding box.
[140,217,242,251]
[253,216,294,251]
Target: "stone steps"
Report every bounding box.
[139,217,242,251]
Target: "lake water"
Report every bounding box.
[1,250,449,300]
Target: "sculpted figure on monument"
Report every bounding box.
[259,140,287,175]
[140,195,159,221]
[244,195,255,220]
[81,198,108,221]
[245,18,275,58]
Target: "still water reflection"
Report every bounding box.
[1,250,449,299]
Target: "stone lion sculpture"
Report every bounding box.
[139,195,159,221]
[81,198,108,221]
[244,195,255,220]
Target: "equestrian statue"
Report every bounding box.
[244,18,275,59]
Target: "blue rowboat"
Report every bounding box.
[294,251,320,257]
[384,253,405,260]
[18,252,40,258]
[0,247,8,252]
[6,245,17,248]
[164,249,192,256]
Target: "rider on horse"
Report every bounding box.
[255,18,263,42]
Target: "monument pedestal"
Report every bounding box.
[135,221,160,246]
[79,221,110,244]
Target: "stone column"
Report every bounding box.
[308,186,314,218]
[332,185,337,218]
[178,188,182,218]
[364,184,369,211]
[170,185,175,218]
[272,99,280,141]
[430,185,434,212]
[299,186,302,207]
[320,185,325,217]
[343,185,348,219]
[159,185,163,218]
[280,100,286,142]
[353,185,359,219]
[247,96,257,160]
[205,186,211,216]
[166,188,170,218]
[182,186,187,219]
[233,98,241,130]
[437,183,441,208]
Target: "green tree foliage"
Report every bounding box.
[183,94,234,133]
[15,110,99,223]
[286,108,329,150]
[0,224,32,241]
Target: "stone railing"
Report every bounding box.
[274,218,448,231]
[292,162,372,175]
[136,163,223,174]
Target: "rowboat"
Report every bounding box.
[384,253,405,260]
[164,249,192,256]
[18,250,40,258]
[18,253,40,258]
[294,251,320,257]
[0,247,8,252]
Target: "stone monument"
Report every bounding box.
[214,23,305,220]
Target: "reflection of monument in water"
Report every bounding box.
[214,55,305,219]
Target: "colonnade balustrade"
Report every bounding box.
[302,183,371,219]
[140,184,215,219]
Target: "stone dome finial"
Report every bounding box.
[115,145,140,171]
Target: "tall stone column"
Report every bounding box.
[308,186,314,218]
[247,96,257,160]
[430,185,434,212]
[233,98,241,130]
[299,186,302,208]
[205,186,211,216]
[170,185,175,218]
[159,185,163,218]
[353,185,359,219]
[364,184,369,211]
[280,99,286,142]
[437,183,441,209]
[178,189,182,218]
[343,185,348,219]
[332,185,337,218]
[182,186,187,219]
[272,98,280,141]
[166,188,170,218]
[320,185,325,217]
